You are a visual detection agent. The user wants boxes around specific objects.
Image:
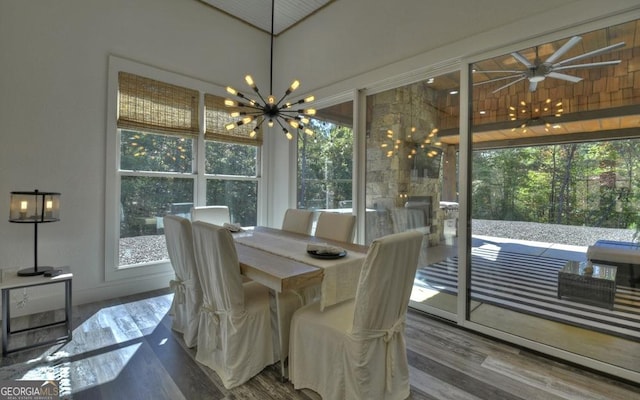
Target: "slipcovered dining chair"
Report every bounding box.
[281,208,314,235]
[163,215,202,348]
[289,230,423,400]
[191,205,231,226]
[315,212,356,243]
[191,221,276,389]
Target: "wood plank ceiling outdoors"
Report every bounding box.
[457,18,640,148]
[198,0,334,35]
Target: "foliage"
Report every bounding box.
[297,119,353,209]
[472,138,640,230]
[119,130,259,237]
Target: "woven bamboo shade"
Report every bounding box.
[118,72,199,137]
[204,94,263,145]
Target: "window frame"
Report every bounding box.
[106,55,261,281]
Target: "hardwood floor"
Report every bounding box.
[1,288,639,399]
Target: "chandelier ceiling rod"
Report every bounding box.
[269,0,274,96]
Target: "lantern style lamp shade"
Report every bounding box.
[9,190,61,276]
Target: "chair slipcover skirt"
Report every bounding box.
[289,231,423,400]
[164,215,202,348]
[192,221,275,389]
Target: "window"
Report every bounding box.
[204,93,260,227]
[106,57,261,278]
[297,101,354,211]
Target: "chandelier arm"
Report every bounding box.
[234,91,269,108]
[275,93,291,108]
[241,86,267,104]
[234,102,267,112]
[275,116,293,134]
[277,110,302,117]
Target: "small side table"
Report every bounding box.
[1,267,72,355]
[558,261,616,309]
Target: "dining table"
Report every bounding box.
[232,226,368,378]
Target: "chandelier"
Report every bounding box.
[509,98,563,133]
[224,0,316,140]
[381,88,442,158]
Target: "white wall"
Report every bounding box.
[1,0,639,309]
[275,0,640,96]
[0,0,267,308]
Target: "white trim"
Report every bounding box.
[105,55,263,281]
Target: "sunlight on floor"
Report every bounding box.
[410,283,441,302]
[4,294,172,397]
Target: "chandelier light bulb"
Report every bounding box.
[245,75,255,88]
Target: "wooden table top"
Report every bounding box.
[235,226,367,293]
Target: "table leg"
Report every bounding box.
[2,289,8,356]
[65,279,73,339]
[275,292,287,382]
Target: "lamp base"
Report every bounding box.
[17,266,54,277]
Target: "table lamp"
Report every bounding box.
[9,190,60,276]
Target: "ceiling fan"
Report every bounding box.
[474,36,625,93]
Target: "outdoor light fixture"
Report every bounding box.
[9,190,60,276]
[224,0,316,140]
[510,98,563,133]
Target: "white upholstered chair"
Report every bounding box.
[281,208,314,235]
[191,205,231,226]
[315,212,356,243]
[163,215,202,348]
[191,221,275,389]
[289,230,423,400]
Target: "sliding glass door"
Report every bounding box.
[469,19,640,375]
[363,72,460,318]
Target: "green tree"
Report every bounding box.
[298,119,353,209]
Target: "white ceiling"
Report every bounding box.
[199,0,333,35]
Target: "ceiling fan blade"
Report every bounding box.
[552,60,621,71]
[546,72,583,83]
[545,36,582,64]
[492,76,527,93]
[529,80,539,92]
[473,74,526,86]
[510,51,534,69]
[473,70,524,74]
[552,42,625,67]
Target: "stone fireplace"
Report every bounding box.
[364,82,449,246]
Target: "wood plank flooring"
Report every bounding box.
[0,288,639,399]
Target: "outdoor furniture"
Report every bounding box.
[587,240,640,287]
[191,205,231,226]
[557,261,617,309]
